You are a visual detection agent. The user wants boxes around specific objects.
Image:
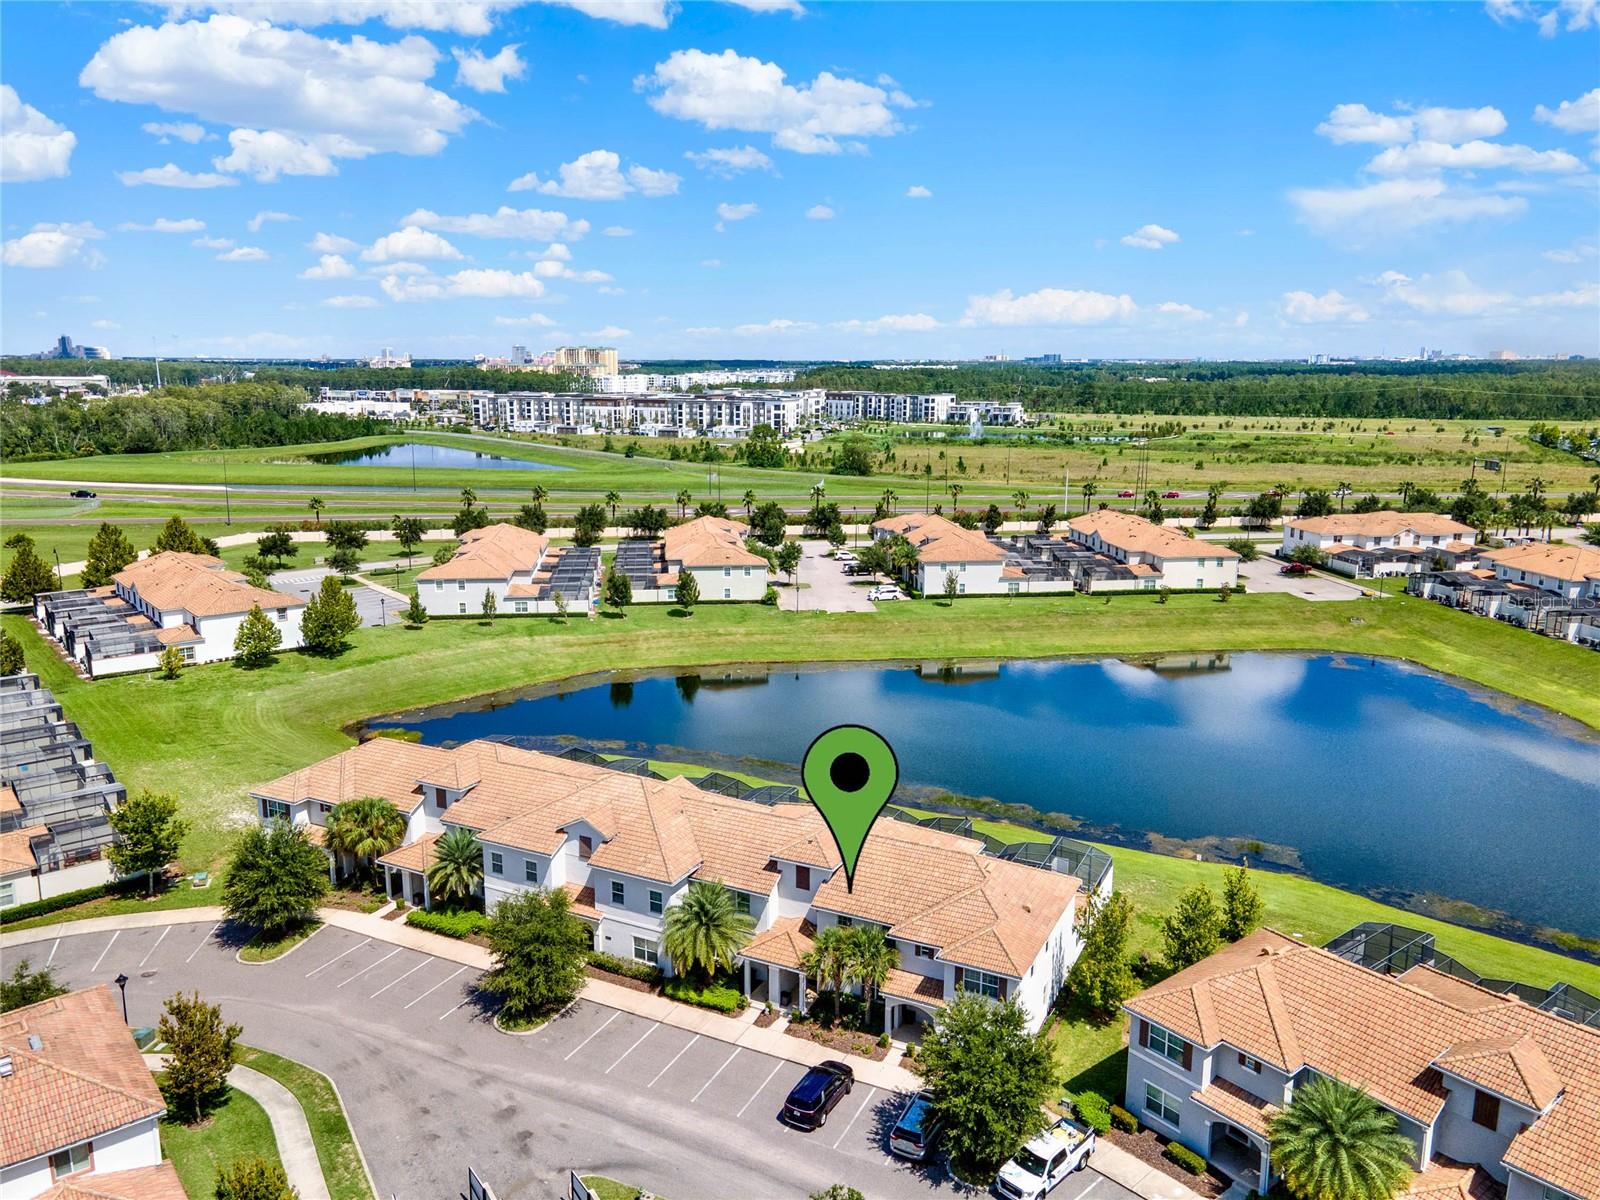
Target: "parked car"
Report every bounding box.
[994,1118,1096,1200]
[868,585,903,601]
[780,1060,854,1129]
[70,489,97,499]
[889,1089,942,1161]
[835,550,857,563]
[1280,561,1313,575]
[1162,490,1182,499]
[1117,489,1136,498]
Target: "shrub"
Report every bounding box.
[761,585,779,606]
[1110,1104,1138,1133]
[1164,1142,1207,1175]
[1073,1090,1112,1134]
[662,977,745,1013]
[878,1031,890,1048]
[587,950,663,985]
[406,907,488,939]
[0,882,113,925]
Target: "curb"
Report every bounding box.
[235,921,324,966]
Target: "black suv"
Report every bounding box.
[780,1060,854,1129]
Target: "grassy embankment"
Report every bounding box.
[158,1081,283,1200]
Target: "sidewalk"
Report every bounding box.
[1091,1142,1206,1200]
[143,1053,331,1200]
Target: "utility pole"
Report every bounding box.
[221,451,232,526]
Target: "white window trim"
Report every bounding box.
[1143,1082,1182,1129]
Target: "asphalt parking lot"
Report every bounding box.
[1236,557,1369,601]
[9,920,1138,1200]
[795,539,885,613]
[269,567,400,627]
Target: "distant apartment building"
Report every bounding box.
[305,390,412,420]
[415,523,601,616]
[1281,512,1479,578]
[0,673,123,910]
[2,374,111,397]
[592,368,797,392]
[1066,510,1240,590]
[614,516,770,602]
[484,389,826,435]
[35,552,306,677]
[368,347,411,369]
[548,346,620,375]
[826,390,955,423]
[949,400,1029,426]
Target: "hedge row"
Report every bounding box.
[662,977,746,1013]
[1109,1104,1138,1133]
[587,949,663,985]
[1164,1141,1208,1175]
[405,908,488,939]
[0,882,115,926]
[1072,1091,1111,1134]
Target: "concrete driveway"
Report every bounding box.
[1236,557,1371,602]
[794,539,882,613]
[269,567,402,627]
[15,920,1152,1200]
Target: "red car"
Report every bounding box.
[1280,561,1312,576]
[1162,490,1181,499]
[1117,490,1136,498]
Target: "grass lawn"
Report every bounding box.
[236,1045,376,1200]
[580,1178,657,1200]
[0,878,221,932]
[238,920,323,962]
[159,1082,283,1200]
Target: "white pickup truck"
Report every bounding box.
[993,1117,1096,1200]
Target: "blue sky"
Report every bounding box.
[2,0,1596,361]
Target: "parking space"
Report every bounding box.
[1237,556,1368,601]
[794,538,883,612]
[269,567,398,627]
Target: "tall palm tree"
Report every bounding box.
[1269,1077,1414,1200]
[661,879,753,983]
[529,484,549,505]
[1012,489,1029,513]
[1335,482,1352,512]
[881,488,899,514]
[460,486,477,508]
[801,925,853,1019]
[947,482,963,512]
[308,497,325,528]
[426,827,483,904]
[742,489,757,519]
[1081,480,1098,512]
[1396,480,1415,507]
[676,488,692,519]
[846,926,897,1011]
[1526,475,1547,503]
[326,796,406,883]
[604,490,621,522]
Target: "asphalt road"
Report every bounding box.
[14,920,1144,1200]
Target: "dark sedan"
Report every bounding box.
[70,489,97,499]
[780,1059,854,1129]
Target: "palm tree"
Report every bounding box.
[742,489,757,519]
[460,486,477,508]
[675,488,692,519]
[1081,480,1098,512]
[846,926,897,1012]
[604,490,621,523]
[801,925,853,1019]
[661,879,753,983]
[1334,482,1351,512]
[880,488,898,515]
[326,796,406,883]
[1269,1077,1414,1200]
[308,497,325,528]
[1012,489,1029,514]
[1526,475,1547,503]
[426,827,483,904]
[1396,480,1415,507]
[529,484,549,505]
[947,482,963,512]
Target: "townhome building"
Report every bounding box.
[614,515,770,602]
[1478,543,1600,602]
[249,739,1105,1035]
[1123,929,1600,1200]
[415,523,601,617]
[1281,512,1478,578]
[1066,510,1241,591]
[0,986,185,1200]
[871,513,1012,594]
[34,552,305,677]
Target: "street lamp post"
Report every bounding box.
[114,973,129,1024]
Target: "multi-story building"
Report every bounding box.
[1478,542,1600,602]
[35,552,306,677]
[304,391,412,420]
[0,986,185,1199]
[548,346,619,375]
[251,739,1107,1035]
[0,673,124,911]
[368,347,411,369]
[484,389,826,435]
[826,390,955,424]
[871,513,1013,595]
[415,523,601,617]
[1066,510,1240,591]
[613,516,770,603]
[1281,512,1479,578]
[1123,928,1599,1200]
[948,400,1028,426]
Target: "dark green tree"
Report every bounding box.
[159,990,242,1123]
[1269,1077,1414,1200]
[515,503,548,533]
[301,574,361,655]
[1161,884,1222,971]
[223,821,330,937]
[107,788,190,895]
[0,958,68,1010]
[233,604,283,667]
[835,437,875,476]
[1,535,56,601]
[255,529,297,568]
[326,796,405,881]
[572,503,607,547]
[81,522,138,588]
[603,565,632,614]
[1221,864,1266,941]
[0,630,25,676]
[403,590,428,626]
[660,879,753,982]
[323,520,367,553]
[481,887,592,1024]
[750,501,788,546]
[674,566,700,613]
[743,423,786,468]
[153,516,210,555]
[390,515,426,569]
[426,827,484,904]
[1066,891,1137,1017]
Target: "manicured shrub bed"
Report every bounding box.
[405,908,488,939]
[662,977,745,1013]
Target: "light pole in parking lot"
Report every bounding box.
[114,973,129,1024]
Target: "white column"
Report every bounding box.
[743,959,752,1000]
[798,969,808,1015]
[421,870,431,911]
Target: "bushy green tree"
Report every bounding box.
[215,1156,299,1200]
[942,570,960,605]
[750,500,788,547]
[301,574,361,655]
[1067,891,1137,1017]
[327,547,361,578]
[626,504,668,537]
[404,590,428,626]
[603,565,632,614]
[1,535,55,601]
[154,516,210,555]
[743,423,786,468]
[0,630,25,676]
[674,567,700,613]
[552,590,568,623]
[390,515,426,568]
[775,540,803,584]
[107,788,190,895]
[1221,864,1265,941]
[481,888,591,1023]
[233,604,282,667]
[426,827,483,904]
[223,821,330,937]
[1269,1077,1414,1200]
[661,879,753,982]
[431,544,454,566]
[1162,884,1222,971]
[0,958,67,1011]
[323,520,367,553]
[835,437,875,475]
[81,522,138,588]
[808,1188,864,1200]
[515,503,548,533]
[920,994,1056,1178]
[572,503,608,547]
[159,990,242,1123]
[255,529,297,568]
[158,645,184,680]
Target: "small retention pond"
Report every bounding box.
[371,654,1600,939]
[308,442,569,471]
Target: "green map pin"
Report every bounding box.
[802,725,899,892]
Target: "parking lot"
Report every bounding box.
[269,567,401,627]
[795,539,887,612]
[1236,556,1369,601]
[8,920,1139,1200]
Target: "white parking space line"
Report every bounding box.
[46,938,60,966]
[604,1023,657,1075]
[1054,1169,1101,1200]
[305,937,371,978]
[647,1034,699,1088]
[832,1085,877,1149]
[439,997,472,1021]
[186,923,222,964]
[336,947,400,988]
[404,965,466,1010]
[91,932,119,972]
[138,926,171,968]
[736,1060,784,1118]
[691,1047,741,1103]
[369,958,430,999]
[564,1011,620,1061]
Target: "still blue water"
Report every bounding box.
[376,655,1600,936]
[309,442,568,471]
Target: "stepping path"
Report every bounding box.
[143,1054,331,1200]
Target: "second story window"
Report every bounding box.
[1238,1053,1263,1074]
[524,860,538,884]
[1472,1089,1500,1131]
[959,968,1003,1000]
[611,880,625,905]
[914,944,935,959]
[730,890,751,915]
[578,835,593,860]
[1141,1021,1192,1069]
[794,864,811,890]
[649,889,663,914]
[489,851,503,876]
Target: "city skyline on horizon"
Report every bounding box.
[2,1,1597,363]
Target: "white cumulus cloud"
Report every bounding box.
[716,201,759,222]
[380,267,547,301]
[1,86,77,181]
[300,253,357,279]
[834,313,940,334]
[142,120,209,143]
[960,288,1138,326]
[453,44,525,93]
[1365,139,1584,175]
[1534,86,1600,132]
[1121,223,1179,250]
[361,225,463,261]
[1281,289,1370,323]
[684,144,774,177]
[905,184,932,198]
[322,293,380,307]
[1289,177,1526,237]
[119,217,206,233]
[1376,269,1512,316]
[401,205,589,240]
[248,209,297,231]
[602,225,634,237]
[582,325,631,339]
[117,162,238,188]
[1315,102,1506,145]
[493,312,557,327]
[805,204,835,220]
[307,231,360,253]
[1484,0,1599,36]
[217,245,270,261]
[2,222,106,269]
[509,148,680,199]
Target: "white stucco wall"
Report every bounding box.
[0,1117,162,1200]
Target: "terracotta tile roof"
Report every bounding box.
[1288,511,1476,539]
[301,823,327,847]
[563,882,600,921]
[0,986,167,1168]
[871,513,1007,564]
[882,966,947,1009]
[0,783,20,815]
[377,832,439,874]
[1067,510,1240,562]
[663,516,767,569]
[115,552,304,618]
[153,625,200,646]
[1190,1078,1279,1137]
[1480,542,1600,584]
[36,1163,187,1200]
[743,917,816,970]
[1126,930,1600,1198]
[1405,1158,1505,1200]
[416,523,548,582]
[252,737,454,813]
[0,824,49,875]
